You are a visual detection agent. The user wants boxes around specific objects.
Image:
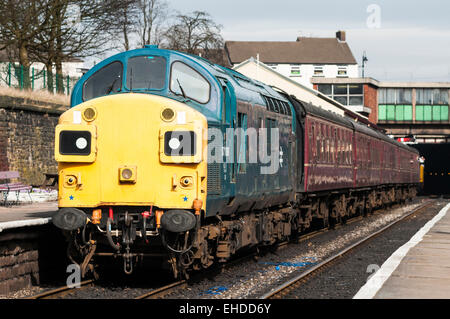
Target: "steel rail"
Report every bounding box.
[134,280,187,299]
[261,199,435,299]
[27,279,95,299]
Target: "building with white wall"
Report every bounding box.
[225,31,358,89]
[233,57,370,124]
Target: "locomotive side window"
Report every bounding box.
[83,61,123,101]
[126,55,166,90]
[170,61,211,104]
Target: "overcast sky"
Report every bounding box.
[164,0,450,82]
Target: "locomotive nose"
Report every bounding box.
[55,93,207,210]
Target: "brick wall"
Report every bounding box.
[0,225,68,295]
[364,84,378,123]
[0,96,68,186]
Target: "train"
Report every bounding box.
[52,46,420,278]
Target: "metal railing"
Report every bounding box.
[0,62,80,96]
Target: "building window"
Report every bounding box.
[317,84,363,106]
[290,64,301,77]
[313,66,324,77]
[416,88,448,105]
[337,66,347,77]
[317,84,331,95]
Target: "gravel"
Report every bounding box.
[165,198,433,299]
[281,199,449,299]
[3,197,439,299]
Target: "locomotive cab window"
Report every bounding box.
[170,61,210,104]
[83,61,123,101]
[126,55,166,90]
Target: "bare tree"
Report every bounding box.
[161,11,224,63]
[137,0,169,47]
[0,0,51,89]
[107,0,140,51]
[29,0,136,92]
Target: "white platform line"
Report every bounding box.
[0,217,52,233]
[353,202,450,299]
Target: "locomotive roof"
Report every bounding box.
[71,47,291,122]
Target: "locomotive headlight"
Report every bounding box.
[164,131,196,156]
[159,123,203,164]
[59,131,91,155]
[119,166,136,183]
[161,107,176,122]
[76,137,88,150]
[55,124,97,163]
[82,107,97,122]
[168,137,181,150]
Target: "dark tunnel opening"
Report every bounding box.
[412,143,450,195]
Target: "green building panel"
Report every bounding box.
[403,105,413,120]
[386,104,395,120]
[378,104,387,120]
[395,105,404,121]
[416,105,449,121]
[416,105,424,121]
[441,105,449,121]
[424,105,432,121]
[432,105,441,120]
[379,104,413,121]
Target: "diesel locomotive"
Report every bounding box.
[52,46,420,278]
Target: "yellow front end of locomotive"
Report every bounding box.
[55,93,208,211]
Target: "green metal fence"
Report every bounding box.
[0,62,81,95]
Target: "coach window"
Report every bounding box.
[170,61,211,104]
[336,132,341,164]
[349,138,353,164]
[83,61,123,101]
[316,128,321,163]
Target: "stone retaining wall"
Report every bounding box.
[0,95,68,185]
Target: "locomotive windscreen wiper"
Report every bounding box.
[176,79,187,99]
[106,76,120,94]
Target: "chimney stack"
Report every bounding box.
[336,30,346,42]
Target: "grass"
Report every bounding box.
[0,85,70,105]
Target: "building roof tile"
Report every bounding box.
[225,37,357,65]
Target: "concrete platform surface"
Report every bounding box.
[354,202,450,299]
[0,202,58,229]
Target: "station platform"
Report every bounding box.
[354,202,450,299]
[0,202,58,232]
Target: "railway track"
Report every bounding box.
[27,279,95,299]
[131,207,404,299]
[260,199,435,299]
[26,199,430,299]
